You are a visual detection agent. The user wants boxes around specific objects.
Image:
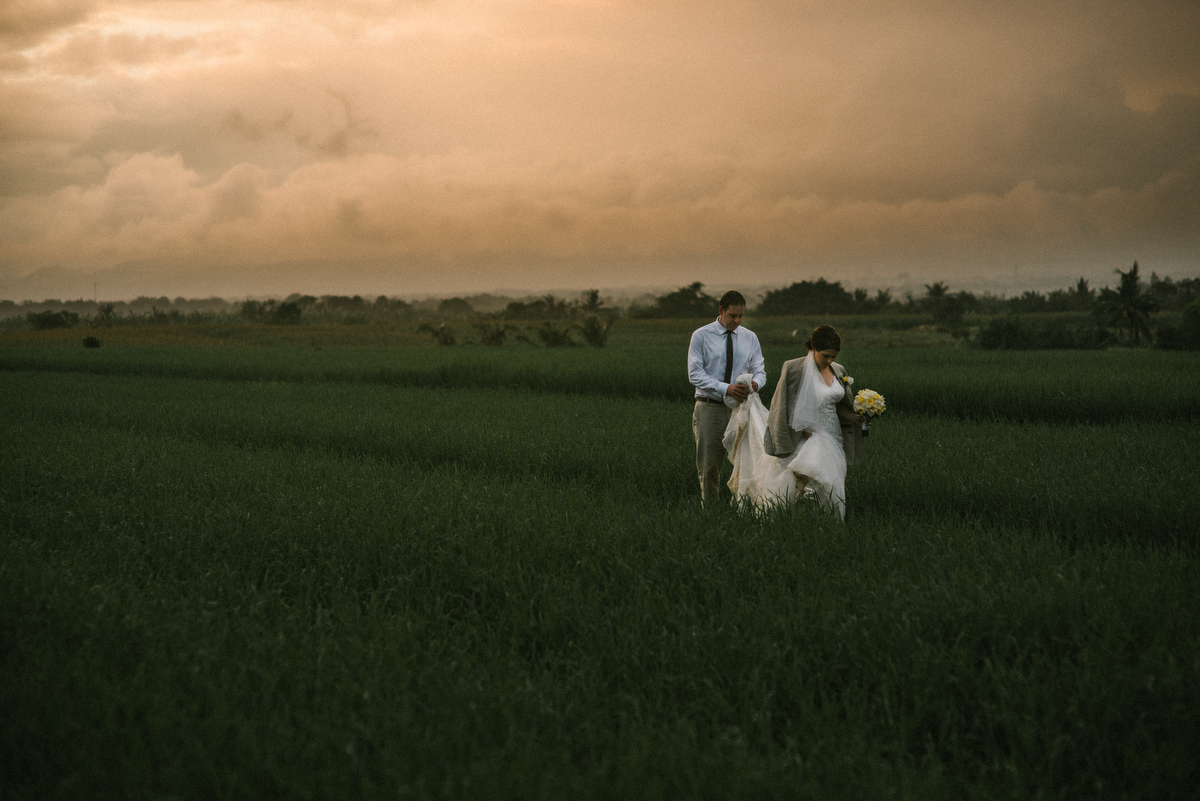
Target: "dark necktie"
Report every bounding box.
[723,329,734,383]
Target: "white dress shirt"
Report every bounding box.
[687,319,767,401]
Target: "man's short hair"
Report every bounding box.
[718,290,746,310]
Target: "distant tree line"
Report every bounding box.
[630,271,1197,321]
[967,264,1200,350]
[5,295,229,328]
[417,290,613,347]
[5,264,1198,348]
[3,294,415,328]
[3,289,616,348]
[625,266,1199,349]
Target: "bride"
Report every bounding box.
[721,325,866,518]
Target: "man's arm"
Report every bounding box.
[687,329,728,397]
[748,332,766,392]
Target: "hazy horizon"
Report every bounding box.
[3,1,1198,302]
[1,260,1182,307]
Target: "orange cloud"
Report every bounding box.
[1,0,1198,297]
[0,0,95,48]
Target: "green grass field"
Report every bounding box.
[2,330,1198,799]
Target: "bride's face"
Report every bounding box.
[812,349,838,371]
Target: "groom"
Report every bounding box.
[687,290,766,506]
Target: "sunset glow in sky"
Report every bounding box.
[2,0,1198,299]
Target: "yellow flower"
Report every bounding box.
[853,389,886,418]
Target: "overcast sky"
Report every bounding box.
[2,0,1198,300]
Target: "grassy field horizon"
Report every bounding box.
[1,312,967,349]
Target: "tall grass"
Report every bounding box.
[1,369,1195,542]
[3,365,1198,798]
[834,347,1200,425]
[3,342,1199,423]
[0,313,959,350]
[0,345,680,403]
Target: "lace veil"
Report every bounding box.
[788,352,827,433]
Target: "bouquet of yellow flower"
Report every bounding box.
[852,389,886,437]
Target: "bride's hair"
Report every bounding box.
[805,325,841,352]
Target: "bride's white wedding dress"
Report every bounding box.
[722,355,848,518]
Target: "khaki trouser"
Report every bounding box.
[692,399,732,506]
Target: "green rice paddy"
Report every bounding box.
[2,330,1197,799]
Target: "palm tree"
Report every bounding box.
[1097,262,1156,346]
[923,282,963,325]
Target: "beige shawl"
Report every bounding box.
[763,357,866,466]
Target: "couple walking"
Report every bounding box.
[687,290,867,517]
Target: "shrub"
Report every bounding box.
[437,297,473,317]
[580,315,608,347]
[373,296,413,317]
[532,322,579,348]
[1037,318,1113,350]
[267,301,302,325]
[1154,301,1200,350]
[240,300,271,321]
[417,323,456,346]
[974,317,1034,350]
[27,310,79,330]
[502,296,570,320]
[757,279,854,316]
[474,322,508,347]
[93,303,117,327]
[320,295,367,313]
[629,282,719,319]
[974,316,1112,350]
[82,336,101,348]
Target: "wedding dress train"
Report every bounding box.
[720,375,772,503]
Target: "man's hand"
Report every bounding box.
[726,383,751,402]
[837,408,864,427]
